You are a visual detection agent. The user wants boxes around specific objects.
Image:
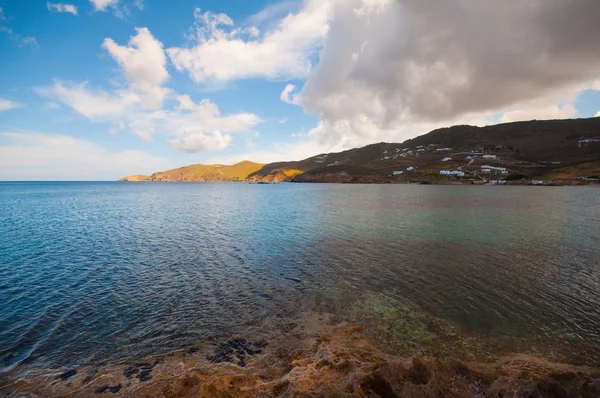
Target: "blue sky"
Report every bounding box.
[1,0,599,180]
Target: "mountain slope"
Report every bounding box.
[120,117,600,184]
[120,161,265,182]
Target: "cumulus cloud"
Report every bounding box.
[0,132,174,180]
[286,0,600,149]
[168,131,232,153]
[37,81,138,121]
[37,28,261,150]
[0,99,18,111]
[89,0,118,11]
[47,2,78,15]
[596,111,600,118]
[167,0,331,83]
[102,27,170,109]
[280,84,297,104]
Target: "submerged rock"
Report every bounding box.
[95,383,122,394]
[206,338,265,367]
[58,369,77,381]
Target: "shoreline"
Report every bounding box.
[3,312,600,397]
[117,179,600,186]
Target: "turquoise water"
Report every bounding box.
[1,182,599,372]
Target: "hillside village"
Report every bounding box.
[121,117,600,185]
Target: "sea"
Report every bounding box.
[1,182,600,376]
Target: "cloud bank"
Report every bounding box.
[291,0,600,148]
[167,1,330,83]
[38,28,261,151]
[0,132,174,180]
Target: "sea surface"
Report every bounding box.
[1,182,600,374]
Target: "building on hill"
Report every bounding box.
[440,170,465,177]
[442,157,452,162]
[481,165,508,175]
[406,166,414,171]
[483,155,497,159]
[392,171,403,176]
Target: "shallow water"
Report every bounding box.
[1,182,600,374]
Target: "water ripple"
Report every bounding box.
[1,183,600,372]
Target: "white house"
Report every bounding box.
[393,171,403,176]
[481,165,508,175]
[440,170,465,177]
[442,157,452,162]
[406,166,414,171]
[532,180,544,185]
[578,138,600,144]
[483,155,497,159]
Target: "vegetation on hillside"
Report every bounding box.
[120,117,600,184]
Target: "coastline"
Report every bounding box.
[3,312,600,397]
[117,179,600,187]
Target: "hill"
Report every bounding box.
[120,117,600,185]
[120,160,265,182]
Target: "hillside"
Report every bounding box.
[120,117,600,184]
[120,160,265,182]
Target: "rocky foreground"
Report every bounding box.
[3,312,600,397]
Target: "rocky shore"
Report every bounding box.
[3,311,600,397]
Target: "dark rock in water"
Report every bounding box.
[135,362,153,370]
[123,367,138,378]
[137,370,152,382]
[122,360,161,382]
[109,384,122,393]
[95,383,122,394]
[58,369,77,380]
[206,338,265,366]
[187,346,199,354]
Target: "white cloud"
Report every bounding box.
[167,0,331,83]
[283,0,600,150]
[0,132,174,180]
[278,118,288,124]
[37,81,138,121]
[280,84,297,104]
[131,127,154,142]
[90,0,119,11]
[37,27,261,151]
[167,131,232,153]
[596,111,600,117]
[0,99,18,111]
[47,3,78,15]
[102,27,170,109]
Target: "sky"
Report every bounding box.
[0,0,599,180]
